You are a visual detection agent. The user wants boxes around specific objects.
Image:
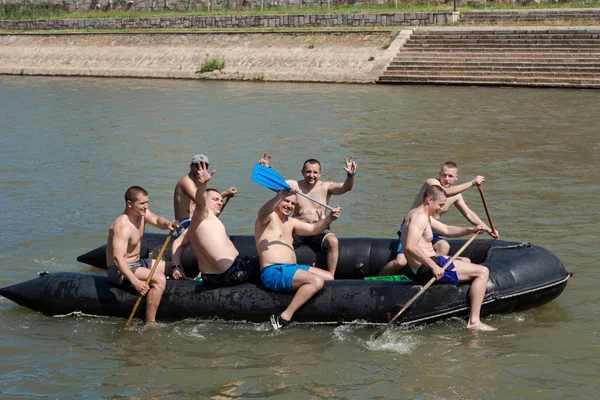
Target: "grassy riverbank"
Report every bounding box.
[2,2,599,21]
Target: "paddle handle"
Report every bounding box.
[297,191,334,211]
[372,231,480,340]
[476,184,496,233]
[124,229,175,330]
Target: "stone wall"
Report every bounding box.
[0,12,457,30]
[2,0,435,12]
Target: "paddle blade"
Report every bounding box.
[252,164,291,191]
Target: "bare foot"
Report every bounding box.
[467,322,497,332]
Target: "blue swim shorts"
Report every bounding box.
[174,219,191,237]
[261,264,310,292]
[396,221,405,254]
[407,255,459,286]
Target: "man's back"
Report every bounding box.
[173,175,197,221]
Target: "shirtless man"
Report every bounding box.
[187,160,256,287]
[171,153,237,279]
[402,185,496,331]
[380,161,498,276]
[255,188,341,330]
[106,186,176,324]
[258,153,355,277]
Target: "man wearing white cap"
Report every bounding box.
[171,154,237,279]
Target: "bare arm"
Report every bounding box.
[292,205,341,236]
[180,177,197,203]
[193,162,217,221]
[144,210,174,231]
[220,187,237,213]
[454,198,499,239]
[443,175,485,197]
[430,218,487,238]
[257,191,289,225]
[328,156,356,196]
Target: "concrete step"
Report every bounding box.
[389,61,600,68]
[382,70,600,78]
[380,26,600,88]
[386,65,600,73]
[412,34,600,40]
[378,75,600,86]
[393,54,600,61]
[379,80,600,89]
[417,29,600,35]
[406,39,600,45]
[398,47,600,53]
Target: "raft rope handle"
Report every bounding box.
[484,242,531,262]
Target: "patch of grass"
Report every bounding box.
[197,58,225,73]
[4,2,599,21]
[368,56,375,61]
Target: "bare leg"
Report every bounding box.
[323,234,339,278]
[134,264,166,324]
[280,269,324,322]
[308,266,334,281]
[433,239,451,256]
[453,260,496,331]
[379,253,407,276]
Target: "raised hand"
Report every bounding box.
[343,156,357,176]
[222,187,238,198]
[258,152,271,168]
[196,162,216,184]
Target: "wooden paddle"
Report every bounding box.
[372,231,480,340]
[123,228,175,330]
[476,184,496,234]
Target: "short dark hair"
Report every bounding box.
[206,188,220,195]
[125,186,148,203]
[443,161,458,170]
[424,185,447,201]
[302,159,321,171]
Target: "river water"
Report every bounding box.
[0,76,598,399]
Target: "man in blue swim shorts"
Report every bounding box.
[171,153,237,279]
[380,161,497,276]
[255,185,341,330]
[402,185,496,331]
[259,153,356,277]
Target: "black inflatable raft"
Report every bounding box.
[0,235,570,326]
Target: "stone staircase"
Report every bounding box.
[378,28,600,88]
[461,8,600,25]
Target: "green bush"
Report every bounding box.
[198,58,226,73]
